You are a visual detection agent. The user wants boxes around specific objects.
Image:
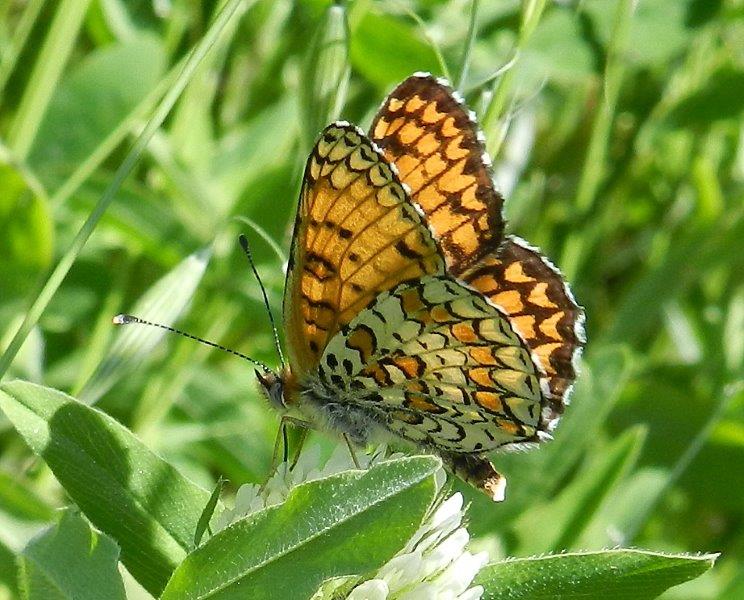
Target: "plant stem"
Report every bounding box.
[481,0,547,157]
[456,0,479,92]
[0,0,45,97]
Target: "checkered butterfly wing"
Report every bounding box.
[283,123,445,377]
[317,274,547,499]
[370,73,504,275]
[372,74,585,423]
[461,236,586,422]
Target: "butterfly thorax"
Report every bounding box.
[257,367,382,447]
[300,373,390,446]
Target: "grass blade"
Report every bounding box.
[0,0,250,381]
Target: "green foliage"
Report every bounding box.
[350,11,442,89]
[475,549,718,600]
[0,0,740,598]
[18,509,126,600]
[0,381,213,595]
[0,162,53,299]
[28,35,167,190]
[162,457,438,599]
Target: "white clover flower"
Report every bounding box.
[216,445,487,599]
[350,493,487,600]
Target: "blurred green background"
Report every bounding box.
[0,0,742,598]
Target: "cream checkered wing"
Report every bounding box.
[317,275,548,455]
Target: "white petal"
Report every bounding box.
[423,528,470,573]
[378,550,425,590]
[435,551,488,594]
[456,585,484,600]
[398,581,438,600]
[431,494,464,529]
[323,443,356,473]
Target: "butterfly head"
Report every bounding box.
[256,367,298,410]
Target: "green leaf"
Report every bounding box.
[0,470,55,598]
[576,467,668,548]
[665,68,744,128]
[584,0,688,67]
[18,509,125,600]
[0,381,212,596]
[161,456,440,600]
[0,539,19,597]
[350,12,441,90]
[211,97,298,208]
[520,8,595,86]
[0,470,54,524]
[194,476,225,549]
[28,35,166,189]
[475,549,718,600]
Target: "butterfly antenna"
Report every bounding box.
[112,314,272,374]
[238,234,286,370]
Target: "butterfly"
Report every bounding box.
[257,72,585,501]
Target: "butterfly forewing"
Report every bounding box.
[284,122,445,376]
[370,73,504,275]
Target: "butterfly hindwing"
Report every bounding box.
[461,236,586,425]
[284,122,446,376]
[370,73,504,275]
[317,275,544,454]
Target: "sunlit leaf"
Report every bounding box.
[161,457,439,600]
[476,549,718,600]
[0,381,212,596]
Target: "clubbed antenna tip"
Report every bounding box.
[112,314,136,325]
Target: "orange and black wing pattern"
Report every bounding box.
[283,122,445,377]
[370,73,504,275]
[461,236,585,426]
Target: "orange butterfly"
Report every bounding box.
[255,73,585,501]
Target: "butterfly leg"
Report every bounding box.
[289,425,310,471]
[439,452,507,502]
[343,433,362,469]
[264,414,313,488]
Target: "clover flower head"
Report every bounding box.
[345,492,487,600]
